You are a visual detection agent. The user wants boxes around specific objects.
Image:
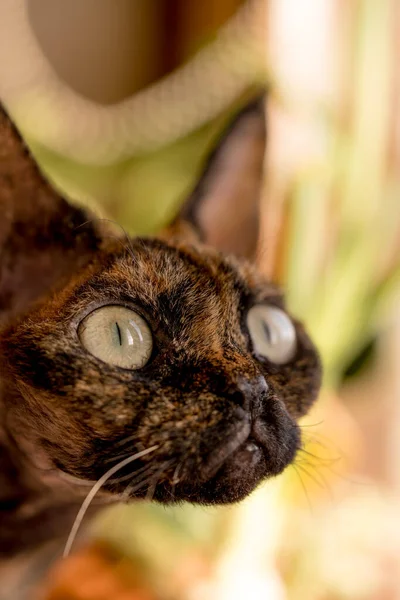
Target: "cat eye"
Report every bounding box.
[78,306,153,369]
[246,305,297,364]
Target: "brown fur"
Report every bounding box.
[0,99,321,594]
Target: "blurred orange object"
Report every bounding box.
[36,543,155,600]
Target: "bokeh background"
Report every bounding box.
[1,1,400,598]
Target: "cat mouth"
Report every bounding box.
[200,410,300,482]
[150,414,300,505]
[199,418,252,481]
[79,406,300,505]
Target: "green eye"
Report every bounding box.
[78,306,153,369]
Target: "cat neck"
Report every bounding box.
[0,424,104,598]
[0,433,80,556]
[0,383,105,559]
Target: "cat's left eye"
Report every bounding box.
[78,306,153,369]
[246,304,297,364]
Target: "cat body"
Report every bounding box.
[0,99,321,596]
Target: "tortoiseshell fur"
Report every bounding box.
[0,100,321,590]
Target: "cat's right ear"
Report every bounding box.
[174,97,266,260]
[0,102,102,325]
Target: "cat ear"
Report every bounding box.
[179,97,266,260]
[0,103,101,325]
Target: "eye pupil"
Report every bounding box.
[115,322,122,346]
[262,321,272,343]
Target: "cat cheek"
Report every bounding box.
[262,336,322,419]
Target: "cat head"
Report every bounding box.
[0,99,321,504]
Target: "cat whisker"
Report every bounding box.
[106,440,154,464]
[120,460,173,503]
[297,448,371,488]
[114,434,138,449]
[301,431,339,450]
[104,449,138,464]
[145,465,166,502]
[58,472,97,487]
[300,432,345,464]
[298,420,325,429]
[291,464,313,514]
[168,462,183,503]
[111,462,154,484]
[296,442,342,498]
[172,461,183,486]
[120,475,154,503]
[297,446,341,467]
[119,467,159,502]
[63,444,158,558]
[293,459,333,498]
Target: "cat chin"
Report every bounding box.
[139,436,298,505]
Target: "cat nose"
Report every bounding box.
[229,375,269,413]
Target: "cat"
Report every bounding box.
[0,97,321,595]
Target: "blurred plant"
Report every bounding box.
[210,3,400,600]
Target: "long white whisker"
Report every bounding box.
[63,445,158,558]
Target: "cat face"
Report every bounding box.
[0,98,321,505]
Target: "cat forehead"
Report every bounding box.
[79,237,281,312]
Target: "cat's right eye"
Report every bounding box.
[246,304,297,364]
[78,306,153,369]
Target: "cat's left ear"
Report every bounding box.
[177,97,266,260]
